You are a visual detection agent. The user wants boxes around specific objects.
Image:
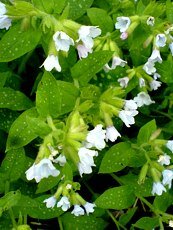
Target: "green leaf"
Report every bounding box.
[99,142,141,173]
[31,0,54,13]
[137,119,157,145]
[95,185,135,210]
[6,108,38,151]
[1,148,26,182]
[14,195,63,219]
[36,72,79,118]
[0,191,21,216]
[61,212,108,230]
[166,0,173,23]
[0,109,19,132]
[0,72,10,87]
[153,192,173,212]
[66,0,94,20]
[87,8,114,34]
[71,51,113,85]
[157,55,173,83]
[0,23,41,62]
[133,217,159,230]
[119,207,137,226]
[7,1,36,17]
[0,87,33,111]
[0,213,13,229]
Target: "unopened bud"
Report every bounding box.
[138,163,149,184]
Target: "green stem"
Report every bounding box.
[58,216,64,230]
[47,116,57,131]
[106,210,126,230]
[159,217,164,230]
[9,208,17,229]
[111,173,123,185]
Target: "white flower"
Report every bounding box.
[57,196,71,211]
[147,16,155,26]
[139,78,145,88]
[53,154,66,166]
[162,169,173,189]
[120,32,128,40]
[166,140,173,152]
[133,92,155,107]
[119,110,137,127]
[124,100,138,111]
[169,42,173,56]
[105,126,121,142]
[169,220,173,228]
[153,73,161,80]
[151,182,166,196]
[43,196,57,208]
[53,31,74,52]
[25,158,60,183]
[149,80,162,91]
[77,26,101,49]
[115,16,131,33]
[143,61,156,75]
[158,154,171,166]
[83,202,96,215]
[155,34,167,48]
[41,55,61,72]
[117,77,129,88]
[77,44,92,59]
[86,124,106,150]
[104,57,127,72]
[0,2,12,30]
[149,49,162,63]
[71,205,85,216]
[103,63,112,72]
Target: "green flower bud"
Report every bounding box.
[138,163,149,184]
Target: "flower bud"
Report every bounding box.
[138,163,149,184]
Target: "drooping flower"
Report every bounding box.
[25,158,60,183]
[158,154,171,166]
[162,169,173,189]
[115,16,131,33]
[149,80,162,91]
[124,100,138,111]
[119,110,137,127]
[139,78,145,88]
[117,77,129,88]
[104,56,127,72]
[153,73,161,80]
[41,55,61,72]
[166,140,173,153]
[57,196,71,211]
[147,16,155,26]
[86,124,106,150]
[143,61,156,75]
[53,31,74,52]
[53,154,66,166]
[105,126,121,142]
[76,44,92,59]
[169,42,173,56]
[149,49,162,63]
[151,182,166,196]
[83,202,96,215]
[71,205,85,216]
[155,34,167,48]
[43,196,57,208]
[77,25,101,49]
[133,92,155,107]
[0,2,12,30]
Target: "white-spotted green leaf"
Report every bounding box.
[0,23,41,62]
[95,185,135,210]
[0,88,33,111]
[133,217,159,230]
[66,0,94,20]
[87,8,114,34]
[14,195,63,219]
[32,0,66,14]
[0,72,10,87]
[7,1,36,17]
[137,120,157,145]
[157,55,173,83]
[71,51,113,85]
[1,148,26,182]
[6,108,38,151]
[153,192,173,212]
[36,72,79,118]
[0,109,19,132]
[119,207,137,226]
[61,213,108,230]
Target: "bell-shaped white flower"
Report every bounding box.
[153,73,161,80]
[169,220,173,228]
[117,77,129,88]
[43,196,57,208]
[162,169,173,189]
[139,78,145,88]
[149,80,162,91]
[147,16,155,26]
[0,2,12,30]
[105,126,121,142]
[57,196,71,211]
[155,34,167,47]
[25,158,60,183]
[124,100,138,111]
[41,55,61,72]
[86,124,106,150]
[119,110,138,127]
[158,154,171,166]
[143,61,156,75]
[76,44,92,59]
[149,49,162,63]
[77,26,101,49]
[0,2,6,15]
[53,31,74,52]
[151,182,166,196]
[166,140,173,153]
[83,202,96,215]
[169,42,173,56]
[71,205,85,216]
[133,92,155,107]
[112,56,127,68]
[53,154,66,166]
[115,16,131,33]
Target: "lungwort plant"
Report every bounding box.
[1,0,173,229]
